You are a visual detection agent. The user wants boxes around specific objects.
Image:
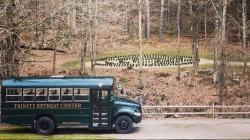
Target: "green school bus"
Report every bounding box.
[1,76,142,134]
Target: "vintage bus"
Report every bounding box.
[1,76,142,134]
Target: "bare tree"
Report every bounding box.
[41,0,46,47]
[204,0,207,46]
[214,0,228,105]
[167,0,173,34]
[242,0,247,73]
[1,0,21,78]
[92,0,98,76]
[177,0,181,80]
[88,0,97,76]
[213,17,219,73]
[145,0,151,40]
[139,0,144,100]
[80,1,88,75]
[159,0,165,42]
[125,0,130,34]
[72,0,77,34]
[189,0,200,75]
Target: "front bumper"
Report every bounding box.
[133,113,142,123]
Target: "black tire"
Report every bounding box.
[35,117,55,135]
[114,115,133,134]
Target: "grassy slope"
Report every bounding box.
[62,48,205,69]
[0,125,112,140]
[62,48,250,69]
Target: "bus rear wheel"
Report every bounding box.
[114,115,133,134]
[35,117,55,135]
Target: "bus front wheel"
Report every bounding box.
[35,117,55,135]
[114,115,133,134]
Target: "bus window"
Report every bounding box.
[36,88,47,102]
[23,89,35,102]
[101,90,109,100]
[48,88,60,102]
[61,88,73,102]
[74,88,89,102]
[6,89,22,102]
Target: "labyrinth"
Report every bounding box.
[95,54,193,68]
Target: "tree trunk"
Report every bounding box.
[88,0,97,76]
[213,18,219,73]
[71,0,77,34]
[138,0,144,100]
[216,0,228,105]
[88,0,93,75]
[92,0,98,76]
[177,0,181,80]
[80,33,87,75]
[35,0,39,41]
[52,43,57,74]
[190,0,199,75]
[125,0,129,34]
[167,0,173,34]
[204,0,207,47]
[159,0,165,42]
[145,0,151,40]
[80,1,87,75]
[41,0,46,47]
[242,0,248,73]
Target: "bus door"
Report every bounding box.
[90,89,111,130]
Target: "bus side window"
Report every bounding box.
[61,88,73,102]
[74,88,89,102]
[36,88,47,102]
[6,89,22,102]
[48,88,60,102]
[23,89,35,102]
[101,90,109,100]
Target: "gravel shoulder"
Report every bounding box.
[100,119,250,139]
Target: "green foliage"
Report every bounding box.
[96,54,193,68]
[228,52,250,62]
[62,60,81,69]
[199,49,214,60]
[199,49,250,62]
[120,77,129,84]
[199,64,213,70]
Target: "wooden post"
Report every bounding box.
[212,103,215,118]
[160,105,163,120]
[52,43,56,74]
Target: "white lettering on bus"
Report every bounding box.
[13,103,81,109]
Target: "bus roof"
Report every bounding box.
[2,77,114,88]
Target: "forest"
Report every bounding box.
[0,0,250,107]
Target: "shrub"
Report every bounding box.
[95,54,193,68]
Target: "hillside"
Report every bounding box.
[21,31,250,106]
[1,0,250,107]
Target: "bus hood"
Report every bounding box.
[114,98,140,107]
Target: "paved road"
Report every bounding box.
[100,119,250,139]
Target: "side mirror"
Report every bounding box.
[120,88,124,95]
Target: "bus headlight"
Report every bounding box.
[134,112,141,116]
